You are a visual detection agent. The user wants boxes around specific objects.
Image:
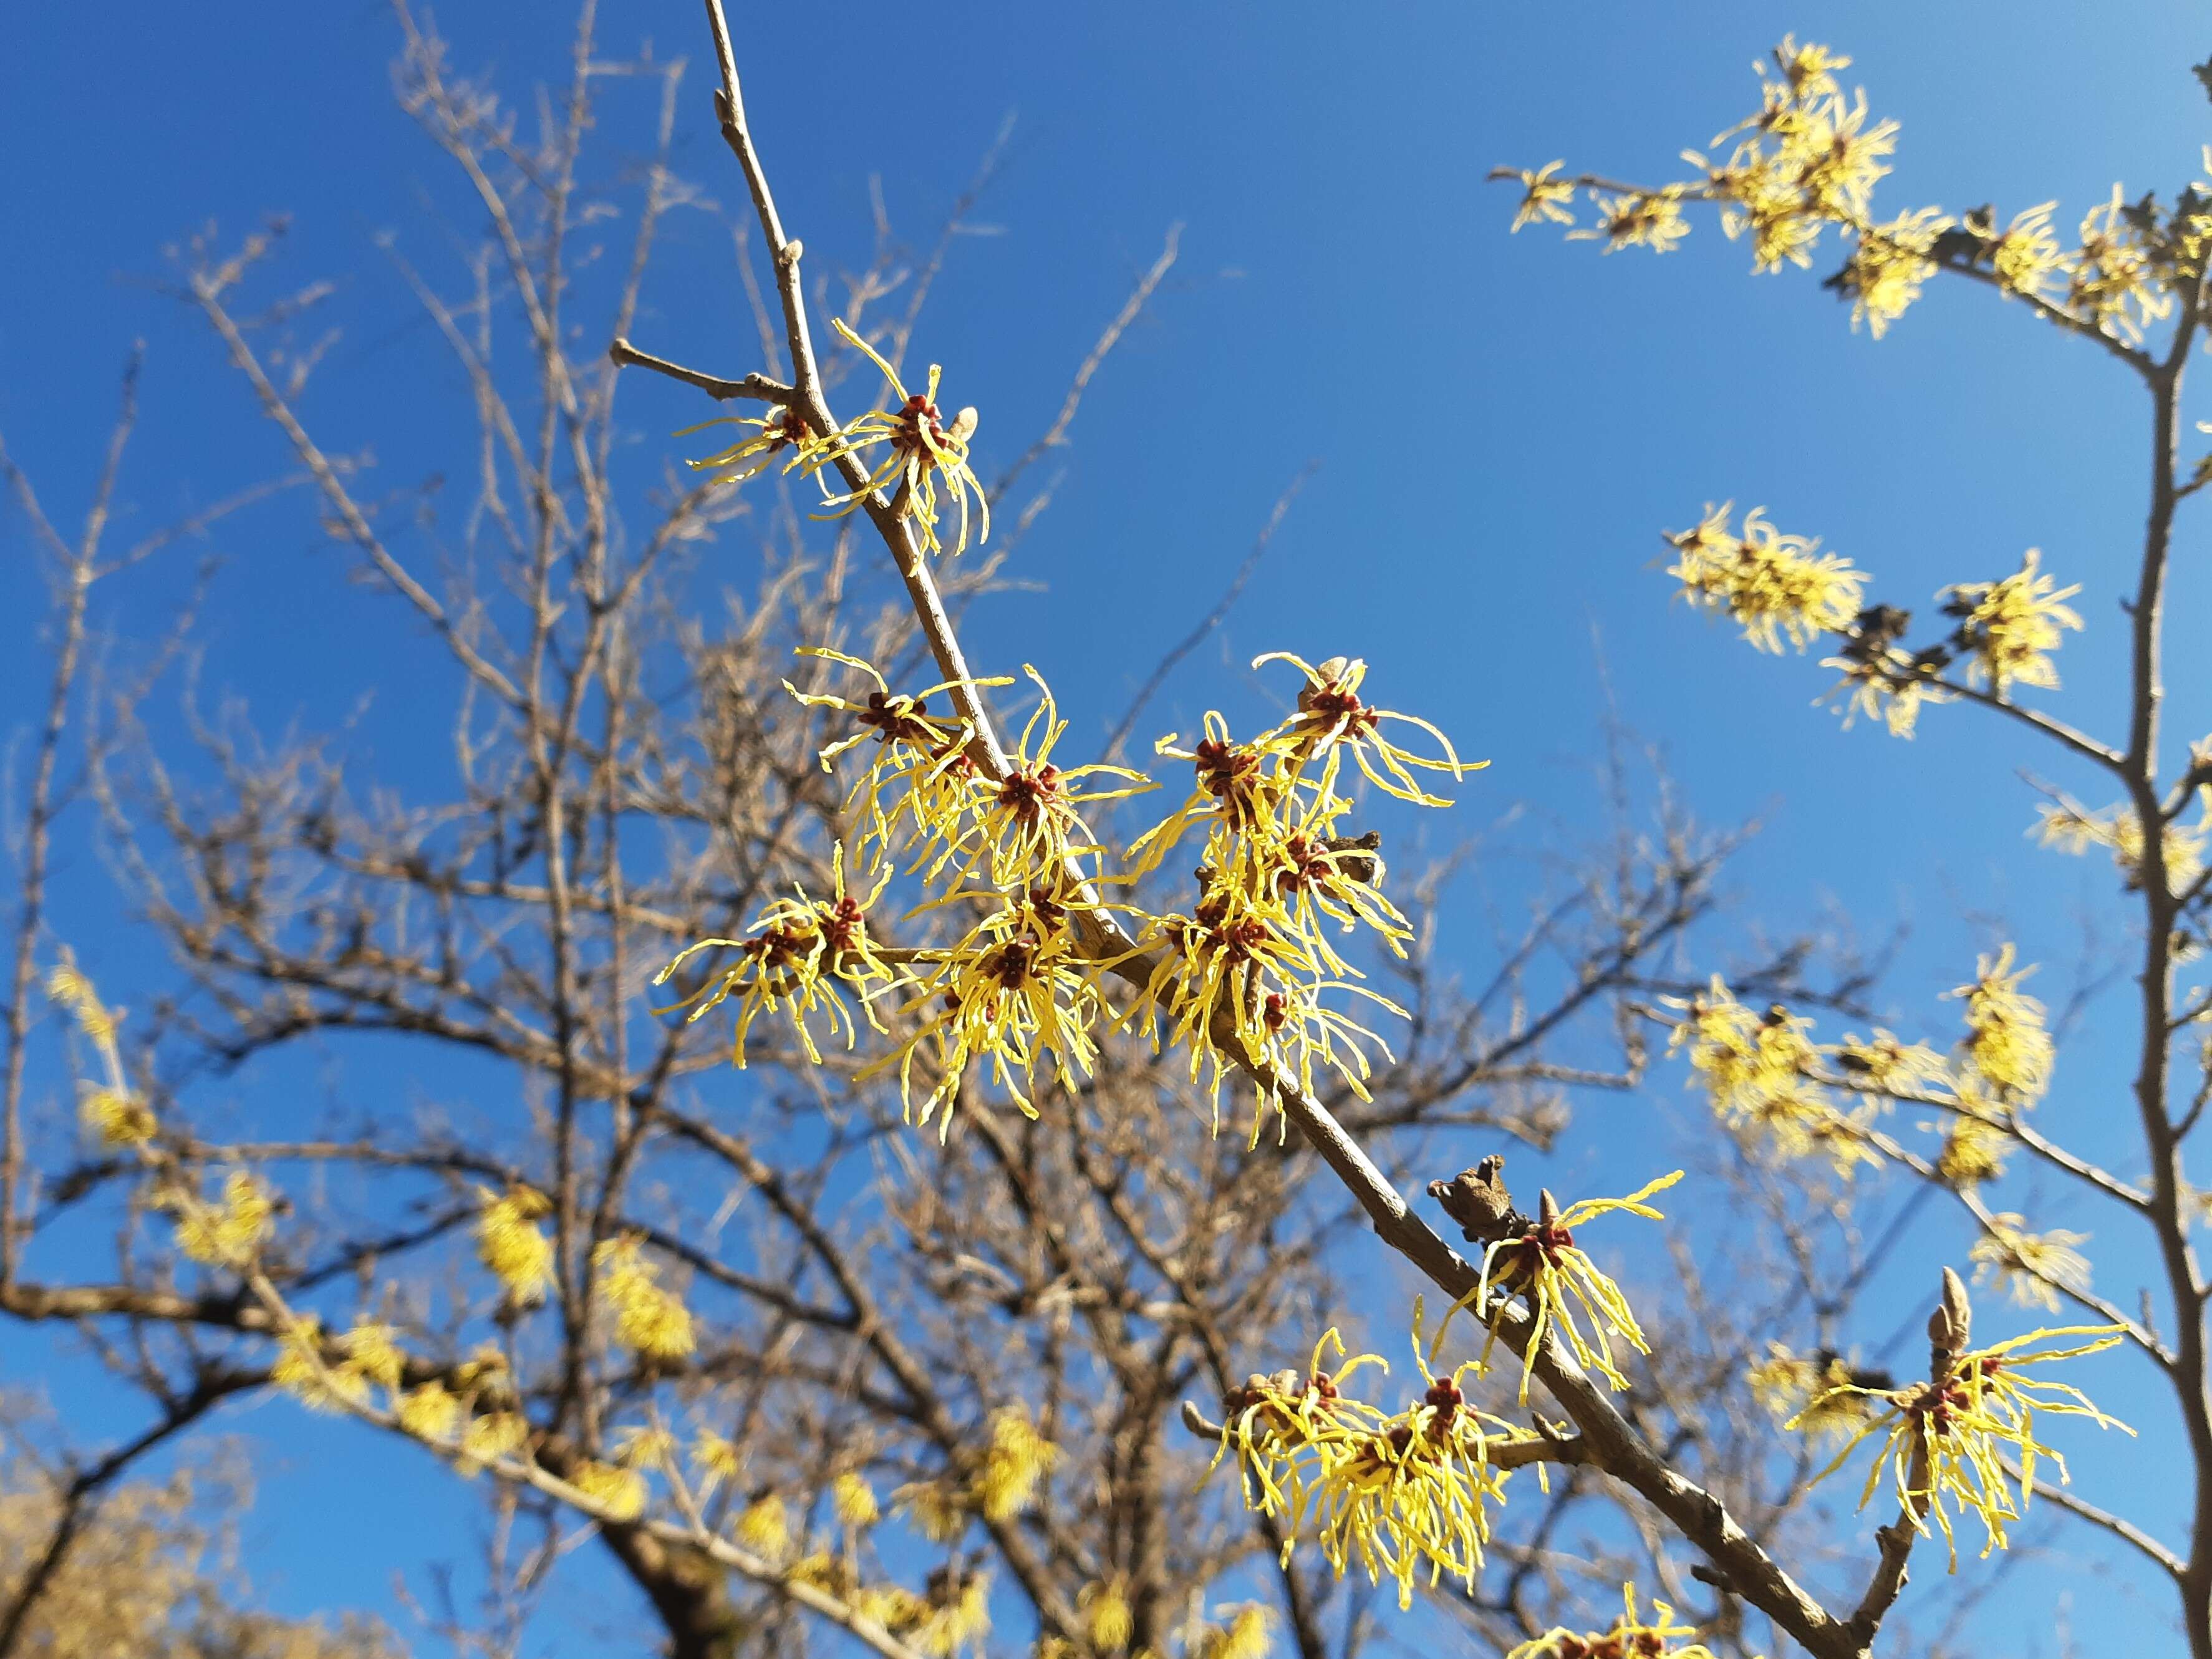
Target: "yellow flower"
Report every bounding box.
[894,1479,970,1544]
[1941,549,2081,694]
[1835,208,1948,337]
[592,1235,695,1360]
[1786,92,1897,220]
[833,1470,881,1528]
[909,1571,992,1659]
[1507,1583,1721,1659]
[808,318,990,556]
[1991,202,2064,298]
[683,401,820,487]
[1079,1580,1133,1652]
[571,1460,649,1522]
[1250,653,1470,810]
[475,1186,555,1305]
[1971,1215,2092,1313]
[783,649,1003,874]
[1749,1344,1885,1442]
[938,665,1153,891]
[80,1086,157,1148]
[1768,36,1851,104]
[1834,1028,1950,1098]
[875,907,1104,1138]
[974,1406,1060,1522]
[2035,798,2204,893]
[1509,161,1577,231]
[170,1169,275,1267]
[270,1316,372,1413]
[1801,1323,2130,1562]
[1446,1172,1683,1403]
[1209,1319,1525,1612]
[397,1382,465,1442]
[735,1493,791,1560]
[1191,1606,1271,1659]
[1572,189,1689,254]
[1666,503,1866,652]
[460,1410,532,1467]
[1118,882,1399,1143]
[2067,185,2174,344]
[1950,945,2053,1106]
[1664,979,1878,1174]
[1938,1113,2011,1187]
[656,844,896,1068]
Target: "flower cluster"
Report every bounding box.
[1210,1320,1530,1610]
[1505,37,2197,351]
[1120,653,1468,1139]
[2037,796,2209,894]
[1664,977,1888,1176]
[1664,503,1865,654]
[670,646,1469,1146]
[1746,1344,1886,1442]
[1666,952,2055,1179]
[48,954,158,1148]
[1970,1215,2092,1314]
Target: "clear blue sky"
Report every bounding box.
[4,2,2208,1654]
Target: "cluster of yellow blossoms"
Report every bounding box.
[1210,1320,1529,1610]
[657,645,1472,1146]
[1663,504,2086,738]
[1666,944,2055,1183]
[2037,793,2210,896]
[1506,36,2183,346]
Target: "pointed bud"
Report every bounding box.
[1538,1189,1561,1226]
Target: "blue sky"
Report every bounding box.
[5,2,2210,1655]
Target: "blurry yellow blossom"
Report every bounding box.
[1942,549,2080,694]
[1951,945,2053,1105]
[1938,1114,2012,1188]
[1972,1216,2092,1313]
[571,1461,648,1522]
[1573,190,1689,253]
[735,1493,791,1560]
[170,1170,274,1267]
[592,1235,695,1361]
[397,1381,464,1443]
[2068,185,2174,344]
[1748,1345,1883,1443]
[1191,1606,1272,1659]
[1835,208,1948,337]
[2036,798,2205,894]
[81,1086,157,1148]
[1079,1580,1133,1652]
[1666,503,1865,652]
[1992,202,2064,297]
[833,1469,881,1529]
[475,1186,555,1305]
[460,1410,531,1468]
[975,1406,1060,1522]
[1509,162,1577,231]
